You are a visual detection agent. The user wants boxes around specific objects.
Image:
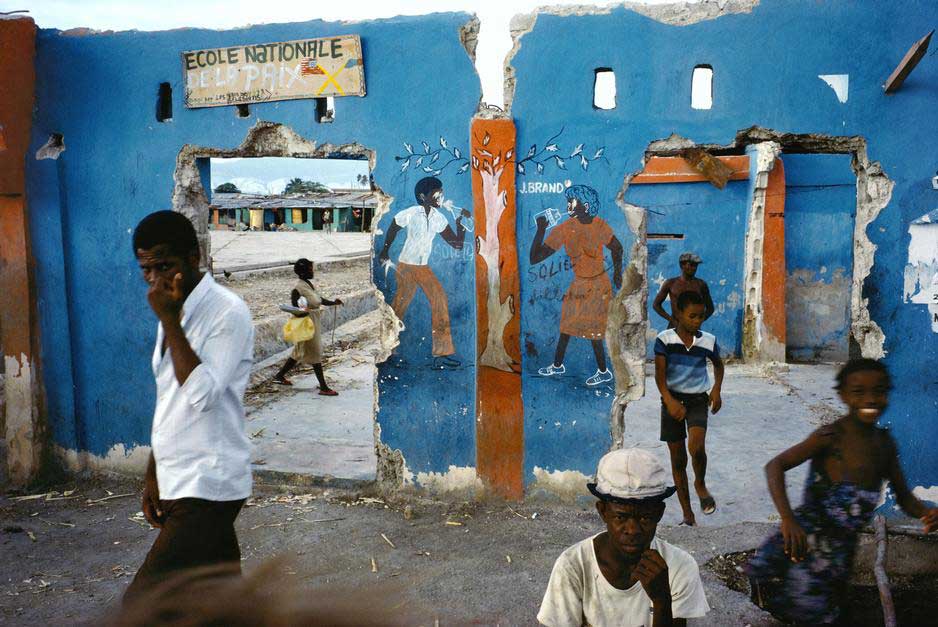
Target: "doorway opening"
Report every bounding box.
[171,122,392,486]
[608,130,891,527]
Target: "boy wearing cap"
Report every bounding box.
[652,253,714,329]
[538,448,709,627]
[655,291,724,526]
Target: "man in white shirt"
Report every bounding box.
[538,448,710,627]
[378,176,470,368]
[124,210,254,602]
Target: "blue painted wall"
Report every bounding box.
[26,13,480,478]
[510,0,938,491]
[783,153,855,362]
[626,180,748,356]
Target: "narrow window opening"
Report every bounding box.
[157,82,173,122]
[647,233,685,240]
[691,65,713,110]
[593,68,616,110]
[236,104,250,118]
[315,97,335,123]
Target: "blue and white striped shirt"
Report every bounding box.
[654,329,720,394]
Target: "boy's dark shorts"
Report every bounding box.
[660,391,709,442]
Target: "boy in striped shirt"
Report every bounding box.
[654,291,724,526]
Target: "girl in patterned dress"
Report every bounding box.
[748,359,938,624]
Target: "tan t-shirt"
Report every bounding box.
[537,535,709,627]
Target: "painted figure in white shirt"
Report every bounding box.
[538,449,709,627]
[378,176,470,368]
[126,210,254,603]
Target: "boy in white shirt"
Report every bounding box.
[538,448,710,627]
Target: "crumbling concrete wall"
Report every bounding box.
[21,0,938,500]
[24,13,481,481]
[509,0,938,496]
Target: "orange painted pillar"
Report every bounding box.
[0,17,41,484]
[762,159,786,352]
[471,117,524,500]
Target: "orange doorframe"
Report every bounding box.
[762,159,786,350]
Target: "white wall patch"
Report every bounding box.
[818,74,849,103]
[904,209,938,332]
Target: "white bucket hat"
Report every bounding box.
[587,448,676,502]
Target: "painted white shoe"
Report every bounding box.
[538,363,566,376]
[586,369,613,386]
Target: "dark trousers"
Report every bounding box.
[124,497,245,603]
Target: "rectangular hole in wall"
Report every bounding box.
[593,68,616,110]
[647,233,685,239]
[691,65,713,110]
[316,97,335,123]
[157,82,173,122]
[236,104,250,118]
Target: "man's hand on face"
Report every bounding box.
[147,273,185,323]
[634,548,671,603]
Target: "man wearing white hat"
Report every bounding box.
[538,448,710,626]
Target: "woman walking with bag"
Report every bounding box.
[273,258,342,395]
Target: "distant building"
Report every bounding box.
[209,191,377,232]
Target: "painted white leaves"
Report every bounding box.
[395,135,470,175]
[514,128,605,175]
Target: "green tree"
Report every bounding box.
[284,178,329,194]
[214,182,240,193]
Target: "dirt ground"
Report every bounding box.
[221,261,372,323]
[1,477,783,626]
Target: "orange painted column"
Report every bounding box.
[0,17,41,484]
[762,158,786,350]
[471,117,524,500]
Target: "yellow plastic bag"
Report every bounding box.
[282,316,315,343]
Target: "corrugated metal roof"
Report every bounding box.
[211,192,377,210]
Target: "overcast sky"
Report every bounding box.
[211,157,370,194]
[3,0,692,107]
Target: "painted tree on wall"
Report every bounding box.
[473,130,516,371]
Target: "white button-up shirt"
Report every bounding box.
[151,274,254,501]
[394,205,449,265]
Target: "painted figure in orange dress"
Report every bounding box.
[530,185,623,386]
